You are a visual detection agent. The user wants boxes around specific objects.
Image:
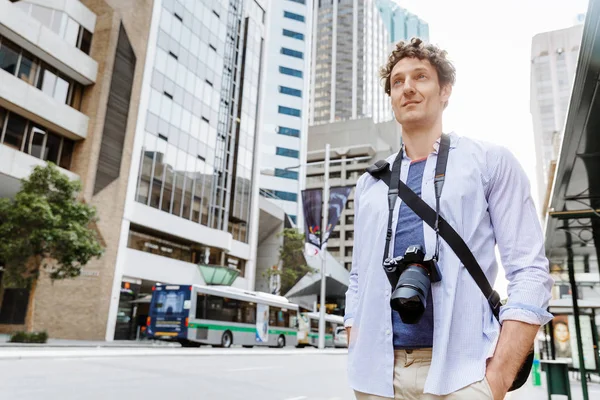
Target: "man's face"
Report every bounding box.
[389,57,451,128]
[555,323,570,343]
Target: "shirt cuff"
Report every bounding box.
[344,318,354,328]
[499,303,553,326]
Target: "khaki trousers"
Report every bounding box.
[354,349,493,400]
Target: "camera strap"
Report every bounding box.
[368,133,502,320]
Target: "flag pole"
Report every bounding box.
[318,143,330,350]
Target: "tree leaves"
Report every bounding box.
[264,228,315,295]
[0,163,104,286]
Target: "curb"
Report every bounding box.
[0,348,348,361]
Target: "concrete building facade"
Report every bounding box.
[0,0,153,339]
[0,0,269,341]
[530,22,583,215]
[306,118,401,271]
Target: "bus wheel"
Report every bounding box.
[277,335,285,348]
[221,331,233,348]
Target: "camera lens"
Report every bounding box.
[390,265,431,324]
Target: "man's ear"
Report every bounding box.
[440,84,452,103]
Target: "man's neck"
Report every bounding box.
[401,122,443,160]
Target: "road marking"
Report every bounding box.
[283,397,307,400]
[227,366,274,372]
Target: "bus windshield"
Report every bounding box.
[152,289,187,316]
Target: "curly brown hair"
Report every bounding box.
[380,37,456,96]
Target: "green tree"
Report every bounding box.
[265,228,315,295]
[0,163,104,329]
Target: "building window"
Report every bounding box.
[226,255,246,277]
[346,214,354,225]
[278,106,301,117]
[328,247,340,257]
[276,147,300,158]
[288,215,297,224]
[275,168,299,180]
[345,262,352,271]
[329,230,340,239]
[0,107,74,169]
[282,29,304,41]
[287,0,306,4]
[263,190,298,202]
[279,66,303,78]
[278,126,300,138]
[283,11,305,22]
[345,231,354,240]
[346,200,354,210]
[345,248,353,257]
[279,86,302,98]
[0,35,84,110]
[127,228,193,263]
[281,47,304,59]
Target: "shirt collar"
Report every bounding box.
[400,131,459,161]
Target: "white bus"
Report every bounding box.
[297,312,344,348]
[147,284,299,348]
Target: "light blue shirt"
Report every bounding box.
[344,132,554,397]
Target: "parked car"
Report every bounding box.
[334,326,348,348]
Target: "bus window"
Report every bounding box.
[242,302,256,324]
[153,290,186,316]
[310,318,319,332]
[269,308,277,326]
[280,309,289,327]
[326,321,334,335]
[289,310,298,328]
[196,294,207,319]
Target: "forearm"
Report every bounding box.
[487,320,539,387]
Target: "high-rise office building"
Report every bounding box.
[0,0,153,339]
[110,0,268,340]
[309,0,428,125]
[530,22,583,214]
[258,0,312,225]
[0,0,268,341]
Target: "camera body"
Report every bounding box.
[383,245,442,324]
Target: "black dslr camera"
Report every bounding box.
[383,245,442,324]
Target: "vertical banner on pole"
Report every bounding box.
[301,188,323,254]
[322,186,353,246]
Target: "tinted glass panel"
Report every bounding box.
[0,40,20,75]
[3,113,27,150]
[59,139,74,169]
[45,132,61,164]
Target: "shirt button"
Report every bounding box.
[385,329,391,335]
[385,289,390,296]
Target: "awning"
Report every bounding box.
[544,0,600,266]
[198,264,239,286]
[285,249,350,298]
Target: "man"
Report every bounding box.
[344,38,553,400]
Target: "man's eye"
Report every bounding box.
[418,74,426,79]
[393,79,403,86]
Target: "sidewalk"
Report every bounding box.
[508,372,600,400]
[0,333,179,348]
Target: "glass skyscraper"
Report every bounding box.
[309,0,429,125]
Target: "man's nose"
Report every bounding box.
[403,79,416,95]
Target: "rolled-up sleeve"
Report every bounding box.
[486,146,554,326]
[344,175,365,327]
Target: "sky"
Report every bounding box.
[394,0,590,297]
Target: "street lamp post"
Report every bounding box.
[318,143,330,350]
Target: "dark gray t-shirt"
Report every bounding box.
[392,158,434,349]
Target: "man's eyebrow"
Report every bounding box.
[391,67,429,79]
